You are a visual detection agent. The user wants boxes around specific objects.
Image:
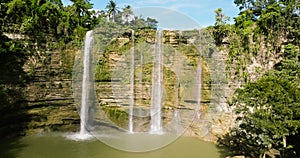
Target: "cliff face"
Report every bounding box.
[3,29,235,141]
[91,29,235,141]
[21,48,79,135]
[0,33,82,138]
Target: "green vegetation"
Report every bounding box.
[94,28,213,129]
[219,76,300,157]
[0,0,159,138]
[2,0,98,47]
[95,1,158,31]
[210,0,299,83]
[0,0,100,138]
[0,31,28,137]
[213,0,300,157]
[101,106,129,129]
[1,1,299,157]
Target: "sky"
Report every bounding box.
[62,0,240,29]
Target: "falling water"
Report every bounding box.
[150,30,163,134]
[139,35,144,105]
[195,59,202,121]
[175,30,182,109]
[173,109,181,135]
[79,30,93,137]
[128,30,135,133]
[196,29,203,120]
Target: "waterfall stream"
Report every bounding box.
[150,30,163,134]
[79,30,93,138]
[128,30,135,133]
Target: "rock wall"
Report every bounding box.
[93,29,235,141]
[6,29,237,140]
[22,49,79,135]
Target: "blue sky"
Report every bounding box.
[63,0,240,28]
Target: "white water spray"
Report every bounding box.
[128,30,135,133]
[68,30,94,141]
[150,30,163,134]
[173,109,181,134]
[195,63,202,120]
[79,30,93,139]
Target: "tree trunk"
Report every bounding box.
[282,136,286,157]
[112,14,115,22]
[283,136,286,148]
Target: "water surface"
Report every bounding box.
[0,134,222,158]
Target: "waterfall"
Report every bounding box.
[128,30,135,133]
[79,30,93,137]
[174,109,181,134]
[139,39,144,110]
[150,30,163,134]
[195,59,202,121]
[196,29,203,120]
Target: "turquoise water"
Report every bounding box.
[0,134,222,158]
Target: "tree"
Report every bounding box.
[220,76,300,157]
[145,17,158,29]
[121,5,134,24]
[215,8,230,26]
[0,0,102,138]
[5,0,29,33]
[106,0,118,22]
[214,1,300,157]
[212,8,231,46]
[70,0,95,27]
[272,44,300,83]
[234,0,300,39]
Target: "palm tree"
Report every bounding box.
[106,0,118,22]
